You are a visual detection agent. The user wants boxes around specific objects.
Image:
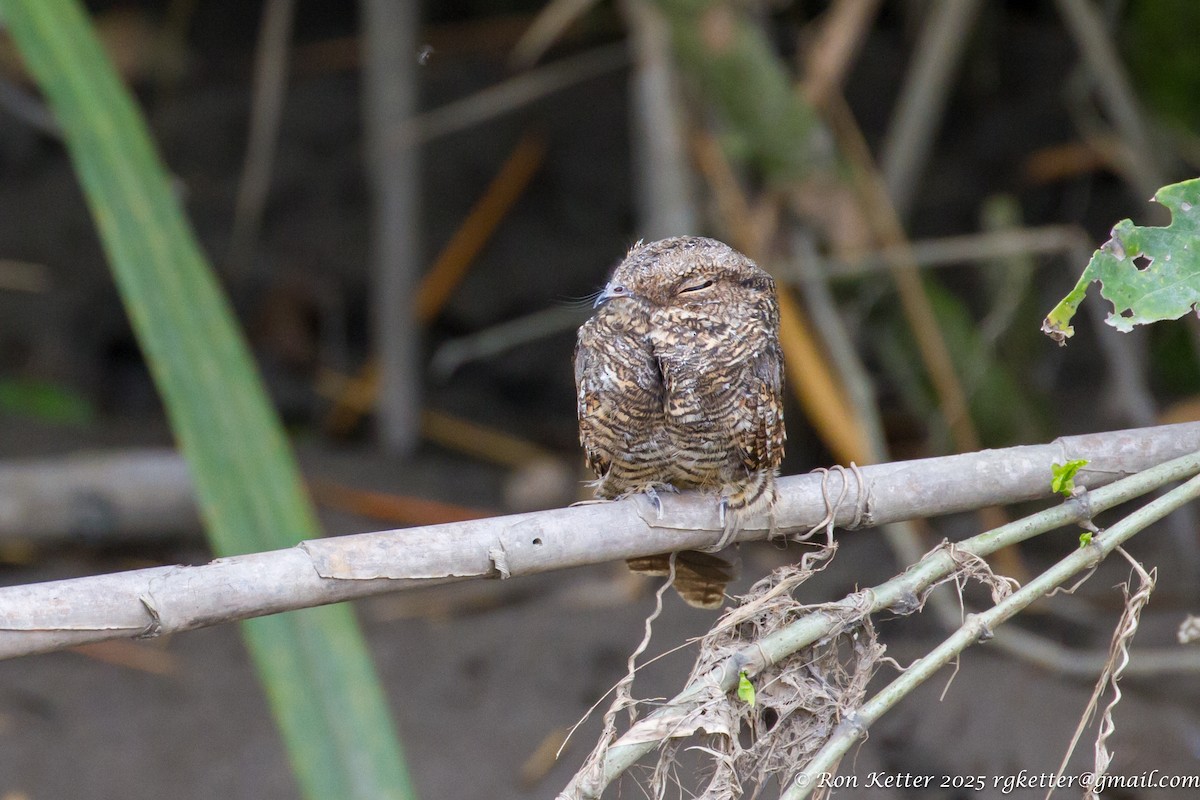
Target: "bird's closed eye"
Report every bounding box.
[678,280,714,294]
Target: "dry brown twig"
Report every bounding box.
[511,0,601,67]
[1047,549,1156,800]
[822,92,981,455]
[800,0,882,108]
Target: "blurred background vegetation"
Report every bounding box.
[1,1,1200,798]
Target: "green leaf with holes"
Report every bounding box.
[1043,178,1200,343]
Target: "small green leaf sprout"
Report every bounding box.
[737,671,756,707]
[1051,459,1089,497]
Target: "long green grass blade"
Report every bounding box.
[0,2,417,797]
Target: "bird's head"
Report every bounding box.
[594,237,774,313]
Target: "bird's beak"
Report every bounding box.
[593,282,628,308]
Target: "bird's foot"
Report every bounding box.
[634,485,678,519]
[645,486,665,519]
[706,497,741,551]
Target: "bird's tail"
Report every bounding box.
[626,548,741,609]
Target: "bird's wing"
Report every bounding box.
[574,320,612,479]
[735,335,786,473]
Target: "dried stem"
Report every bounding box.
[1046,548,1155,800]
[1054,0,1167,200]
[823,92,981,454]
[801,0,882,107]
[386,44,627,150]
[361,0,421,453]
[226,0,294,276]
[878,0,984,220]
[623,0,697,239]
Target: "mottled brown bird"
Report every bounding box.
[575,236,786,607]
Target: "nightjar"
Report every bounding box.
[574,237,786,607]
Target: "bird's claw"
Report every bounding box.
[708,497,739,551]
[646,487,665,520]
